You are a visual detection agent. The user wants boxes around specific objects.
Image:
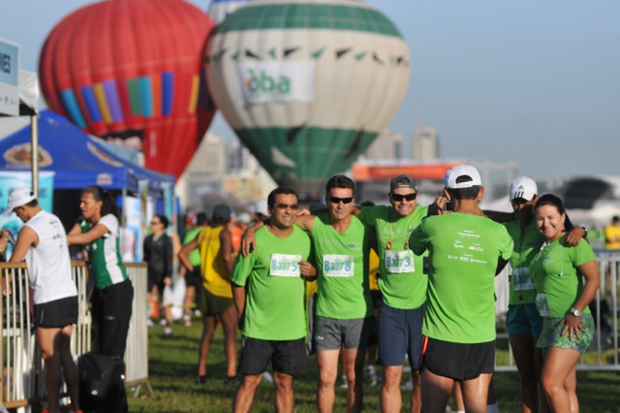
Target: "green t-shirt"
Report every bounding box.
[529,238,597,318]
[359,205,429,309]
[410,213,514,343]
[504,218,545,305]
[311,214,372,319]
[231,226,312,340]
[183,227,203,267]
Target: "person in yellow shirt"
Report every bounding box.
[179,204,238,383]
[605,216,620,250]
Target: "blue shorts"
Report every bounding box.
[507,303,543,337]
[379,303,425,370]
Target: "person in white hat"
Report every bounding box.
[0,188,81,413]
[409,165,514,413]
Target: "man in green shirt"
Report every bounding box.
[358,176,435,413]
[232,187,317,413]
[410,165,514,413]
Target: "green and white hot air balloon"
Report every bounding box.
[207,0,411,194]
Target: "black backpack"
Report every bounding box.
[77,352,125,411]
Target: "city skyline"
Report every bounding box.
[2,0,618,179]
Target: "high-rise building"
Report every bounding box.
[412,127,439,161]
[361,130,404,161]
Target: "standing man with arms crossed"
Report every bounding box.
[358,176,436,413]
[232,187,317,413]
[410,165,514,413]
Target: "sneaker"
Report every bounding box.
[183,314,192,327]
[159,318,167,326]
[365,365,378,387]
[338,375,348,389]
[164,326,173,336]
[147,319,154,328]
[194,309,202,317]
[262,371,274,384]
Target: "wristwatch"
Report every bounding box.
[569,307,582,317]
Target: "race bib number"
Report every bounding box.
[536,293,551,317]
[385,250,415,274]
[270,254,302,277]
[323,255,354,277]
[512,267,535,291]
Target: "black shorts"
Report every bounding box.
[423,337,495,381]
[203,288,233,316]
[34,295,78,328]
[185,265,202,289]
[239,337,307,377]
[147,271,165,292]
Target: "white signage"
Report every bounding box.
[238,61,315,105]
[0,39,19,116]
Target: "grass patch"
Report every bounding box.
[129,322,620,412]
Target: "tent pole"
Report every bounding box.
[30,113,39,196]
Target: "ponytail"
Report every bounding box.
[82,186,118,218]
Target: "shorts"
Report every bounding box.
[34,295,78,328]
[185,265,203,289]
[423,337,495,381]
[239,337,307,377]
[203,288,233,316]
[147,271,165,292]
[507,303,543,337]
[314,316,370,351]
[379,303,425,370]
[536,314,594,353]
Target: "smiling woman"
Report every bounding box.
[530,193,600,413]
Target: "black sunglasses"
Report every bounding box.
[511,198,528,205]
[391,193,417,202]
[329,196,354,205]
[275,203,299,210]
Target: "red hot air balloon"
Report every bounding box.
[39,0,216,178]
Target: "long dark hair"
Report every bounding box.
[82,186,118,218]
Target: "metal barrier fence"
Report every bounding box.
[496,254,620,372]
[0,262,148,409]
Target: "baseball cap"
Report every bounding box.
[445,165,482,189]
[389,175,416,192]
[6,188,36,213]
[510,176,538,201]
[237,212,252,224]
[211,204,231,222]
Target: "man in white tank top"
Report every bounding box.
[1,188,81,413]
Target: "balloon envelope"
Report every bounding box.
[208,0,251,24]
[207,0,411,193]
[39,0,216,178]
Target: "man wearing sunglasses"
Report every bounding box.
[231,187,316,413]
[357,175,434,413]
[409,165,514,413]
[245,175,372,413]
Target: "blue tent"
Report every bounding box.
[0,110,175,195]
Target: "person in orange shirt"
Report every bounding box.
[179,204,238,383]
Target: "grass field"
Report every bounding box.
[128,322,620,413]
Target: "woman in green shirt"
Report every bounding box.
[530,194,599,413]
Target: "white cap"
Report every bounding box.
[510,176,538,201]
[445,165,482,189]
[6,187,36,212]
[237,212,252,224]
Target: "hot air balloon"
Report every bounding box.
[206,0,411,194]
[207,0,251,24]
[39,0,216,178]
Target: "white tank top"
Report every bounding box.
[25,210,77,304]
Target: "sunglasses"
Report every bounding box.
[150,221,161,225]
[511,198,528,205]
[329,196,354,205]
[275,203,299,210]
[391,193,417,202]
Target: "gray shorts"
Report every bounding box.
[314,316,370,351]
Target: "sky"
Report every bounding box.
[2,0,619,179]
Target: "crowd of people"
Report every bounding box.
[0,162,602,413]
